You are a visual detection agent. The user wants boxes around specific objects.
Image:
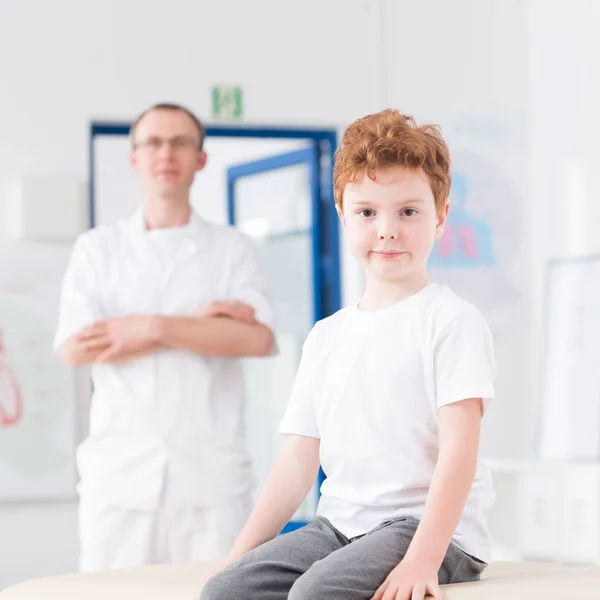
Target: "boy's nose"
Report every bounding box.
[378,222,399,240]
[376,215,401,240]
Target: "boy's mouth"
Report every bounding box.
[370,250,406,258]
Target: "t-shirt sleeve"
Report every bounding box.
[53,233,104,351]
[278,328,320,439]
[228,233,275,333]
[434,308,496,412]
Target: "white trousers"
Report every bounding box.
[78,492,252,573]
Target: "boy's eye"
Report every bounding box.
[359,209,375,218]
[402,209,418,217]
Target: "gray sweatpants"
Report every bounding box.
[200,516,486,600]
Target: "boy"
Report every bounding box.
[201,109,496,600]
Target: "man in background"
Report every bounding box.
[55,103,275,571]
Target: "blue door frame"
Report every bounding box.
[89,123,341,320]
[227,146,325,534]
[89,123,342,532]
[227,146,323,323]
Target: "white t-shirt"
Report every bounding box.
[279,283,496,562]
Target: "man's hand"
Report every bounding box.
[78,316,159,363]
[64,301,267,367]
[200,300,258,325]
[372,558,443,600]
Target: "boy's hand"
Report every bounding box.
[207,559,231,579]
[207,552,244,579]
[371,558,443,600]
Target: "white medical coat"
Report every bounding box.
[54,209,274,510]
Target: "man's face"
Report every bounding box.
[130,109,206,198]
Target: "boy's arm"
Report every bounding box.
[213,323,320,571]
[374,310,493,600]
[372,397,483,600]
[403,397,482,565]
[226,434,321,563]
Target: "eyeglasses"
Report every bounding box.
[133,136,203,153]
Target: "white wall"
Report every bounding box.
[0,503,79,588]
[0,243,90,593]
[381,0,531,460]
[0,0,383,589]
[527,0,600,455]
[0,0,380,182]
[0,0,543,588]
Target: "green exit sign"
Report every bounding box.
[212,85,243,119]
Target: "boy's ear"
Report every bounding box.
[335,203,346,227]
[435,201,450,240]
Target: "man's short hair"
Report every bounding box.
[130,103,206,149]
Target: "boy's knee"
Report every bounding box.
[288,568,330,600]
[199,569,242,600]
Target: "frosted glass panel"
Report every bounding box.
[235,163,317,522]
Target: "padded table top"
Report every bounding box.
[2,560,600,600]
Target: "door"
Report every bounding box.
[227,146,331,532]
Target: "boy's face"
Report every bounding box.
[338,166,448,284]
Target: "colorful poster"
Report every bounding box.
[428,148,522,314]
[426,114,530,459]
[0,242,77,500]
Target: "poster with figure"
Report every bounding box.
[430,173,495,268]
[425,114,530,460]
[428,150,522,315]
[0,332,23,427]
[0,241,77,501]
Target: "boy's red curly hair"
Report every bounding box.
[333,109,451,213]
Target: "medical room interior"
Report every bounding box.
[1,1,600,598]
